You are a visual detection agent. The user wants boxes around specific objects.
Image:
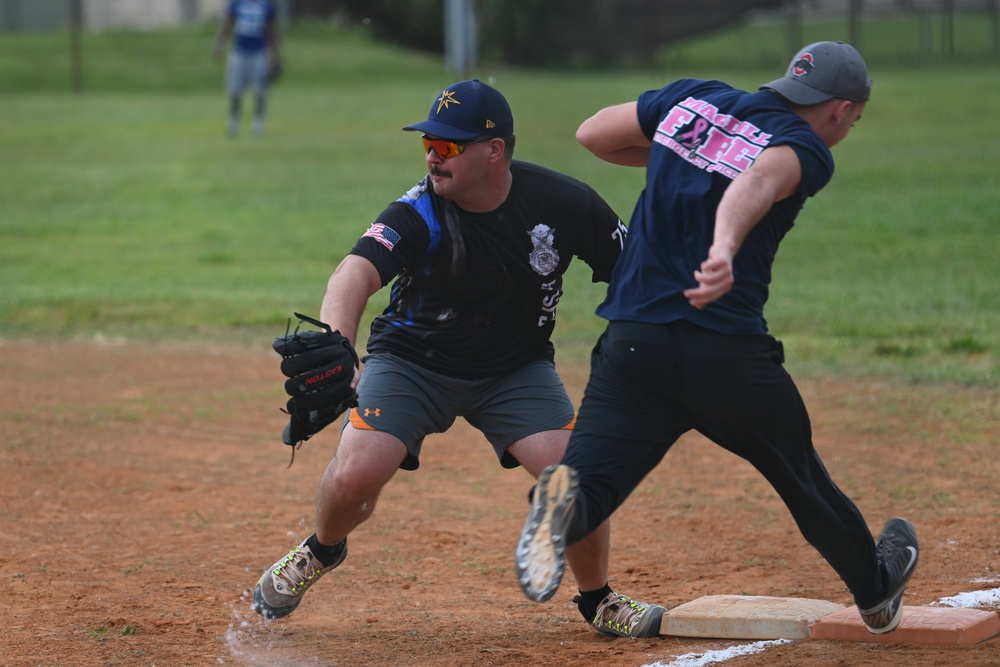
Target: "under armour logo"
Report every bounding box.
[364,408,381,417]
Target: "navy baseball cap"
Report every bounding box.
[761,41,871,105]
[402,79,513,141]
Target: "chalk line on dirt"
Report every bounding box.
[932,587,1000,609]
[639,639,792,667]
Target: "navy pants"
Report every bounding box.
[562,320,879,603]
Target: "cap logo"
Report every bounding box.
[435,89,460,114]
[485,119,495,129]
[792,53,814,76]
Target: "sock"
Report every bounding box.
[575,583,613,621]
[305,534,346,568]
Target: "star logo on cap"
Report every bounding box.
[436,89,461,114]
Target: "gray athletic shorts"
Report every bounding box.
[345,354,576,471]
[226,50,269,95]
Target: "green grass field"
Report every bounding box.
[1,21,997,386]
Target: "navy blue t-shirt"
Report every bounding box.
[596,79,834,334]
[227,0,275,54]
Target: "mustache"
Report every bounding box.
[430,166,451,178]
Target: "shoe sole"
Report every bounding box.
[860,518,919,634]
[251,577,301,620]
[516,465,578,603]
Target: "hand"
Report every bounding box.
[684,249,734,310]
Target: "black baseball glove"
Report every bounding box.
[273,313,359,460]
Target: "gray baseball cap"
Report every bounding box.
[761,41,871,105]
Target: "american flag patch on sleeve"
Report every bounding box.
[362,223,401,251]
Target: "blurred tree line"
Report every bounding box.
[299,0,786,68]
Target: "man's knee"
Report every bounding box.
[330,428,408,497]
[509,429,572,477]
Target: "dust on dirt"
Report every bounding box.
[1,339,998,667]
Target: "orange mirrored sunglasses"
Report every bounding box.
[421,134,491,160]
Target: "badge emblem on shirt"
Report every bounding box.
[528,224,559,276]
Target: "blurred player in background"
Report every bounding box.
[213,0,281,138]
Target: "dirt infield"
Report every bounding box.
[1,339,998,667]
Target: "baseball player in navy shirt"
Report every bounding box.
[516,42,919,636]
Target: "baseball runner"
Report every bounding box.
[515,42,920,636]
[253,80,666,638]
[212,0,281,138]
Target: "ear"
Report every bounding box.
[490,138,507,157]
[487,137,506,162]
[829,99,854,125]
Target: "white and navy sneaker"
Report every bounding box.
[858,518,919,634]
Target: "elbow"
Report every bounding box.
[575,123,596,154]
[576,114,607,155]
[331,254,383,298]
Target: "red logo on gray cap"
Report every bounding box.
[792,53,815,76]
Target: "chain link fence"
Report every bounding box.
[1,0,997,93]
[755,0,999,62]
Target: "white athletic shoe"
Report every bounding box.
[515,464,578,603]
